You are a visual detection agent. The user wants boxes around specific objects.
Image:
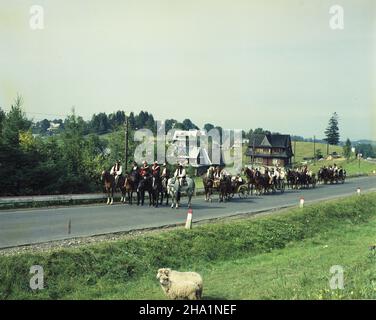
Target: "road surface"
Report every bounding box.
[0,176,375,249]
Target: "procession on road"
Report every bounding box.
[101,160,347,208]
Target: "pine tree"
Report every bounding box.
[324,112,340,145]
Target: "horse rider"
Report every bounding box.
[161,162,169,179]
[110,160,122,186]
[130,161,139,173]
[151,161,161,176]
[279,167,286,180]
[174,162,187,187]
[206,166,215,179]
[231,173,243,184]
[220,167,229,178]
[140,161,150,179]
[213,166,221,188]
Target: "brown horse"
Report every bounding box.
[242,167,255,195]
[202,175,214,202]
[124,171,139,205]
[101,170,115,205]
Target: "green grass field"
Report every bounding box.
[1,193,376,300]
[293,141,342,163]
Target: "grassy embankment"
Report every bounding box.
[293,141,376,176]
[1,193,376,299]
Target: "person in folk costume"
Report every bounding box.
[110,160,123,186]
[273,167,280,185]
[267,168,274,185]
[151,161,161,176]
[206,166,215,180]
[131,161,139,173]
[279,167,286,180]
[333,163,339,176]
[140,160,150,178]
[220,167,229,179]
[161,162,169,180]
[174,162,187,187]
[213,166,221,188]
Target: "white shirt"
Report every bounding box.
[174,168,186,178]
[111,165,122,176]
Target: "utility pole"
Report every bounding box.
[124,115,129,172]
[313,135,316,165]
[293,139,296,167]
[252,137,255,166]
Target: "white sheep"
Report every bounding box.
[156,268,203,300]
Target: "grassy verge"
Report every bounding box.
[1,193,376,299]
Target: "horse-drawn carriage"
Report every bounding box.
[242,166,286,195]
[318,167,346,184]
[228,177,249,199]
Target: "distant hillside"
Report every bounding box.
[292,141,342,164]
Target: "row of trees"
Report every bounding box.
[32,110,205,136]
[0,98,141,196]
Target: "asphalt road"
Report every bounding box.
[0,176,375,249]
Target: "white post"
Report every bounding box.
[185,208,193,229]
[357,187,361,195]
[299,197,305,208]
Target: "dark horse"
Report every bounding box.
[202,175,214,202]
[218,175,231,202]
[242,167,255,195]
[151,172,164,207]
[101,170,114,205]
[137,175,152,206]
[124,171,139,205]
[101,170,126,205]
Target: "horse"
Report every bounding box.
[124,171,139,204]
[253,170,270,195]
[137,175,152,206]
[242,167,255,195]
[167,177,195,209]
[151,172,163,207]
[218,175,231,202]
[286,169,299,189]
[161,176,170,206]
[202,175,214,202]
[101,170,115,205]
[101,171,126,204]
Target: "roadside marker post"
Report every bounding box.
[357,187,361,196]
[68,218,71,234]
[185,208,193,229]
[299,197,305,208]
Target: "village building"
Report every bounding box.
[246,134,293,167]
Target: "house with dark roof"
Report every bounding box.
[246,134,294,167]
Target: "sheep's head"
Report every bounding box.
[158,274,171,288]
[156,268,171,280]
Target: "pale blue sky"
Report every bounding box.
[0,0,375,140]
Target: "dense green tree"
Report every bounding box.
[2,96,31,146]
[41,119,51,133]
[355,143,375,158]
[343,138,352,160]
[165,119,178,132]
[324,112,340,145]
[182,119,199,130]
[0,107,6,137]
[203,123,215,132]
[128,112,136,130]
